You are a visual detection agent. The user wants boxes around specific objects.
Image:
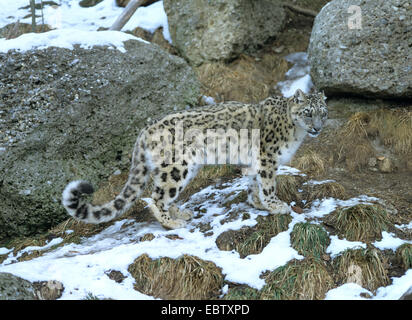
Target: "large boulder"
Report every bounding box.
[308,0,411,98]
[0,273,64,300]
[163,0,286,66]
[0,40,201,241]
[0,272,37,300]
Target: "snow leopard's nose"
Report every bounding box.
[313,119,322,132]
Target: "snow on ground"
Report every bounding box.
[0,28,146,53]
[373,231,412,251]
[326,236,366,258]
[0,247,12,255]
[277,52,314,98]
[1,172,410,300]
[0,0,171,53]
[396,221,412,230]
[325,283,372,300]
[277,165,306,176]
[327,270,412,300]
[0,0,170,40]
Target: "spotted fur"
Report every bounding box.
[62,89,328,229]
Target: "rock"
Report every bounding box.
[308,0,412,98]
[79,0,104,8]
[292,0,332,13]
[140,233,155,242]
[0,272,37,300]
[0,22,52,40]
[130,27,177,55]
[0,40,201,241]
[291,205,304,214]
[407,156,412,171]
[377,157,394,173]
[116,0,130,7]
[163,0,286,66]
[33,280,64,300]
[105,270,126,283]
[274,45,285,54]
[0,273,63,300]
[400,286,412,300]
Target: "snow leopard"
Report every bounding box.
[62,89,328,229]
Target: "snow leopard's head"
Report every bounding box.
[289,89,328,137]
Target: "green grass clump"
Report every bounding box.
[290,223,330,258]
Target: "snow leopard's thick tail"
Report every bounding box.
[62,138,150,224]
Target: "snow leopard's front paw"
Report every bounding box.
[162,218,187,230]
[169,205,193,221]
[266,200,291,215]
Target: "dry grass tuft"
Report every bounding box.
[341,112,372,138]
[336,112,376,171]
[195,54,288,103]
[2,215,116,263]
[293,150,326,176]
[275,175,303,204]
[216,214,292,258]
[290,223,330,258]
[324,204,392,243]
[261,257,334,300]
[346,142,376,172]
[7,237,48,256]
[49,219,108,243]
[305,181,346,204]
[396,243,412,271]
[140,233,155,242]
[335,108,412,171]
[128,254,224,299]
[369,109,412,156]
[333,248,389,292]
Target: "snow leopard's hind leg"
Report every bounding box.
[147,158,198,229]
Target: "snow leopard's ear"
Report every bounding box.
[293,89,306,103]
[320,90,327,101]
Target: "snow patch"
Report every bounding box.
[0,29,145,53]
[0,1,171,43]
[326,236,366,258]
[0,247,12,255]
[373,231,412,251]
[325,283,372,300]
[277,52,314,97]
